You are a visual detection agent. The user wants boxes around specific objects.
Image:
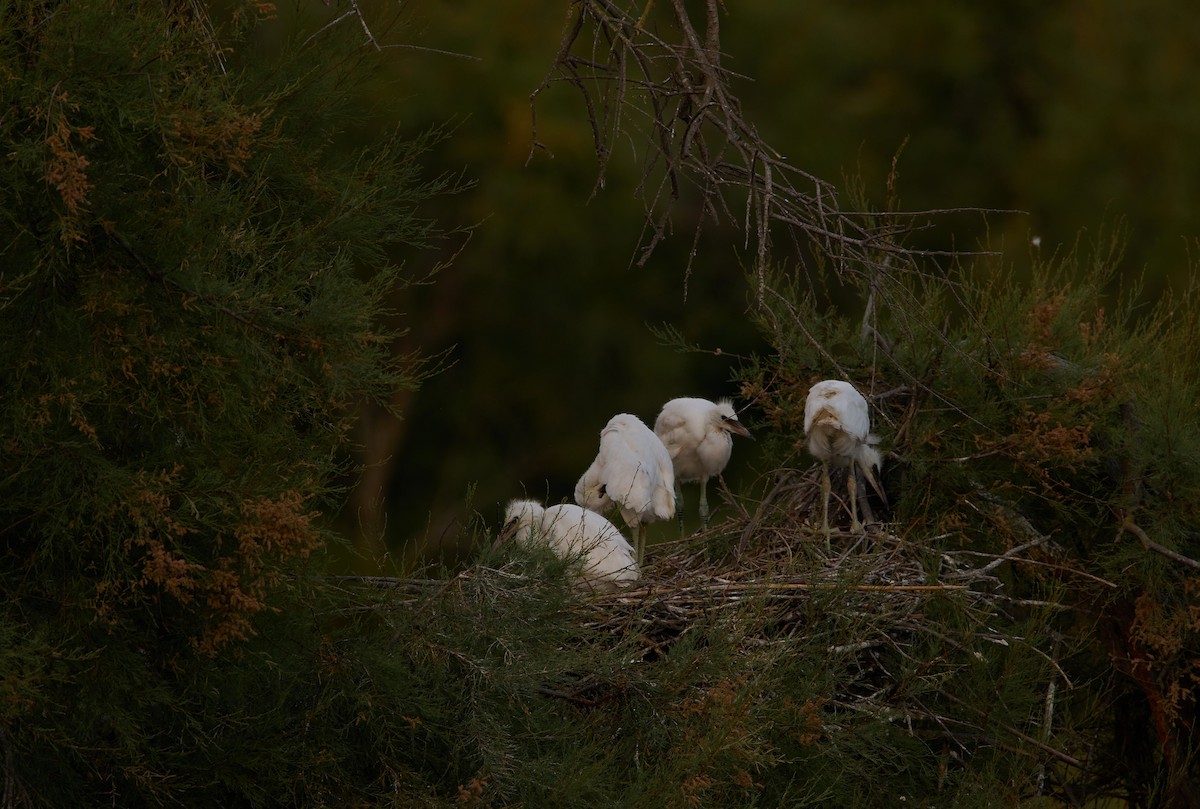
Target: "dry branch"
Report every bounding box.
[1119,517,1200,572]
[529,0,1009,297]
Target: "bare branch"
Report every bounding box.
[530,1,996,296]
[1120,517,1200,572]
[300,3,479,61]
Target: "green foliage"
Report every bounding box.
[0,1,449,803]
[741,232,1200,803]
[326,538,1070,808]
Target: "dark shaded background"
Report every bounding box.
[318,0,1200,572]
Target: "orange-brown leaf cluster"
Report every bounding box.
[1020,410,1093,470]
[193,490,320,655]
[140,542,205,605]
[1130,578,1200,724]
[1030,292,1069,345]
[1078,307,1107,352]
[167,105,264,175]
[976,408,1094,487]
[1015,292,1086,373]
[43,92,95,244]
[680,675,749,720]
[455,775,488,807]
[110,468,322,656]
[1064,353,1121,407]
[31,387,100,445]
[680,773,718,807]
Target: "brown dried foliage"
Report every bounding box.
[1130,579,1200,726]
[165,105,264,175]
[977,408,1094,486]
[455,775,489,807]
[42,91,95,244]
[196,489,321,655]
[109,467,321,655]
[30,386,101,446]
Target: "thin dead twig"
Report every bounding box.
[530,0,985,292]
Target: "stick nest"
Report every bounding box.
[343,467,1079,776]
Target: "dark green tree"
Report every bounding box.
[0,1,448,803]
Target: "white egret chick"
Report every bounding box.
[575,413,675,565]
[654,397,754,531]
[803,380,886,547]
[500,499,639,591]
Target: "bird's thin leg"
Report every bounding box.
[675,480,685,538]
[698,477,710,527]
[848,468,862,534]
[634,523,645,566]
[820,460,832,553]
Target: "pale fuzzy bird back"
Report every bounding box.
[804,380,882,474]
[503,499,639,589]
[653,397,742,483]
[575,413,675,528]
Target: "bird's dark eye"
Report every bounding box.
[599,484,607,497]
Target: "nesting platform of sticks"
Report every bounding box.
[338,467,1085,784]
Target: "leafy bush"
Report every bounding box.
[0,2,447,803]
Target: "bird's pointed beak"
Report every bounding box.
[860,463,887,507]
[494,518,519,549]
[724,418,754,440]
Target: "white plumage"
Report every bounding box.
[803,380,886,545]
[575,413,675,565]
[501,499,639,590]
[654,397,753,529]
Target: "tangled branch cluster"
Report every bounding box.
[529,0,978,296]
